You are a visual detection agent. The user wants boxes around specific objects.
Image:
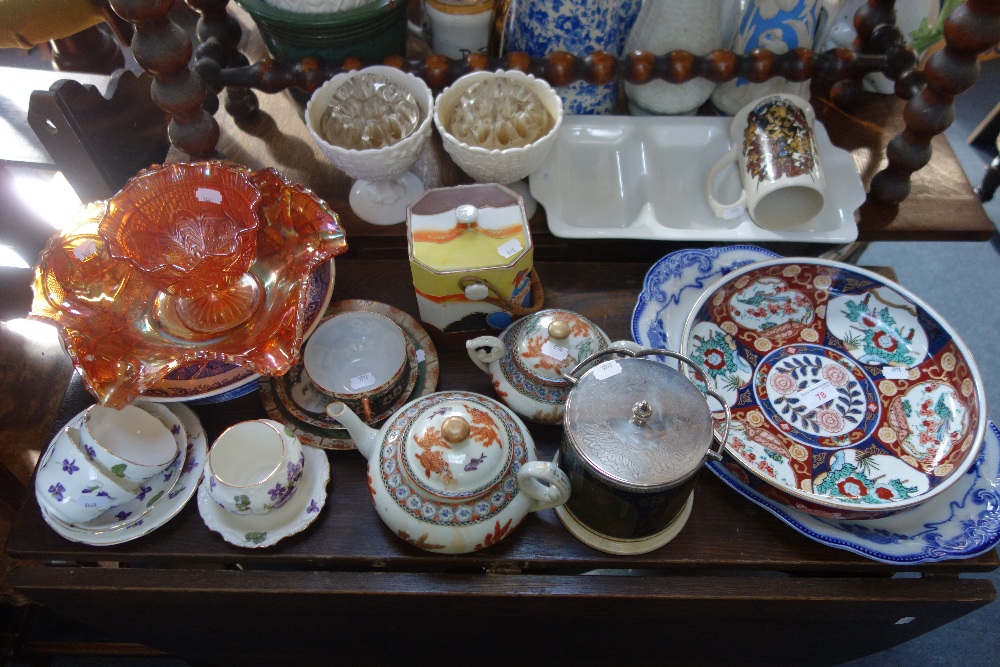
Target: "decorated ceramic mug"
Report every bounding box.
[705,93,826,232]
[205,420,305,515]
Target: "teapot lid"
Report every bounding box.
[504,309,609,386]
[563,356,715,491]
[381,391,525,505]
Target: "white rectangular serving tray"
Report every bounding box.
[530,115,865,243]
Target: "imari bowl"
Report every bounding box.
[680,258,987,520]
[30,163,348,408]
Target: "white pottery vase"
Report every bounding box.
[623,0,725,116]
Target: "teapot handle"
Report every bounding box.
[563,347,731,462]
[466,336,505,374]
[518,452,571,512]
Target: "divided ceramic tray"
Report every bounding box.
[531,115,865,243]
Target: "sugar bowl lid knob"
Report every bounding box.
[547,320,570,340]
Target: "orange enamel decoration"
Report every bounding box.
[30,162,348,408]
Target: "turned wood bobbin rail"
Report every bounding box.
[104,0,1000,207]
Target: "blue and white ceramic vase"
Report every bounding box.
[506,0,641,115]
[710,0,829,116]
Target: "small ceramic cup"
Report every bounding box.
[705,93,827,231]
[79,403,179,492]
[205,420,305,515]
[36,426,132,524]
[302,311,415,424]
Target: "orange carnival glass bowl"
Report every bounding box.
[99,162,264,334]
[30,163,348,408]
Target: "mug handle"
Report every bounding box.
[518,455,572,512]
[466,335,505,374]
[705,147,747,220]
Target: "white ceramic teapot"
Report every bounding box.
[466,308,611,424]
[326,390,571,553]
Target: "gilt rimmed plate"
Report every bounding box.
[708,419,1000,563]
[259,300,440,450]
[37,402,207,545]
[681,258,987,519]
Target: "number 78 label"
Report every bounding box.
[794,380,835,411]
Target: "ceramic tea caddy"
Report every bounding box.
[467,308,611,424]
[407,183,541,350]
[555,348,731,555]
[326,390,570,553]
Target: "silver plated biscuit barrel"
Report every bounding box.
[556,348,730,555]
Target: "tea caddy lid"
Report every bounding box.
[563,354,719,492]
[407,183,531,274]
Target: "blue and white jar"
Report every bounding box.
[710,0,831,116]
[506,0,641,115]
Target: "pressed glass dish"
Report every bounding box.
[30,163,348,408]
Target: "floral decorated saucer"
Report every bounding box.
[197,443,329,548]
[708,420,1000,563]
[680,258,987,519]
[259,300,440,450]
[37,402,207,545]
[40,401,188,533]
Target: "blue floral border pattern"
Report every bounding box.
[631,245,781,352]
[707,420,1000,564]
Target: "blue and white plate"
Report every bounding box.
[708,420,1000,564]
[631,245,780,362]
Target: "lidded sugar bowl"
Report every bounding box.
[326,390,570,553]
[467,309,611,424]
[555,348,731,555]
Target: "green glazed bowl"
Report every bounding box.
[236,0,409,66]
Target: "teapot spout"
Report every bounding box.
[326,402,379,460]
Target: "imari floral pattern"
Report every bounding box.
[379,392,525,526]
[706,421,1000,563]
[684,261,983,518]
